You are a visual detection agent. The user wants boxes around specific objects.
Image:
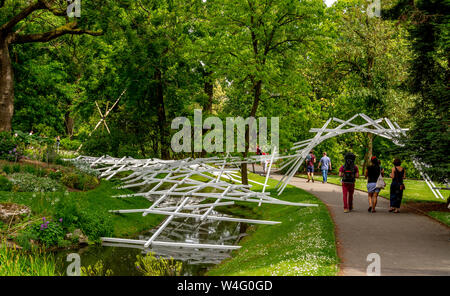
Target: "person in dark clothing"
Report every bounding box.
[56,135,61,152]
[305,151,316,183]
[365,156,384,213]
[389,158,406,213]
[339,152,359,213]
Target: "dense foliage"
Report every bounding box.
[385,0,449,182]
[0,0,447,182]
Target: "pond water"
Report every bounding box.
[54,210,247,276]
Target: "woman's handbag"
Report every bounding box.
[376,173,386,189]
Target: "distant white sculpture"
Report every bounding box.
[76,88,127,152]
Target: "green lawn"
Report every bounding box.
[0,181,164,238]
[207,173,339,276]
[297,174,447,203]
[428,211,450,226]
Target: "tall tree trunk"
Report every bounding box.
[0,36,14,132]
[362,133,374,174]
[367,133,373,161]
[64,111,74,139]
[154,68,170,159]
[200,70,214,158]
[203,71,213,113]
[241,80,262,185]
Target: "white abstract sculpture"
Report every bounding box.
[276,113,445,201]
[69,150,316,253]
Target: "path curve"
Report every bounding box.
[270,174,450,276]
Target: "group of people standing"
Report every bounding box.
[305,151,332,183]
[305,150,406,213]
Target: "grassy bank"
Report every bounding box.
[207,173,338,276]
[428,211,450,226]
[0,181,164,242]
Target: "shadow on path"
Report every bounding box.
[267,172,450,276]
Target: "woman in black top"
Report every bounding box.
[389,158,406,213]
[365,156,384,213]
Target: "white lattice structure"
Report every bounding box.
[69,151,317,253]
[276,113,445,201]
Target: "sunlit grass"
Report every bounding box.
[207,173,338,276]
[0,243,58,276]
[428,211,450,226]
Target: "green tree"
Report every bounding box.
[320,0,412,172]
[0,0,103,132]
[208,0,325,183]
[385,0,449,182]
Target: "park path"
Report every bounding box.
[267,173,450,276]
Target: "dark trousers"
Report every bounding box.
[342,183,355,209]
[390,181,404,208]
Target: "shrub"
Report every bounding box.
[1,164,11,175]
[48,170,62,180]
[9,173,64,192]
[37,168,47,177]
[60,172,79,189]
[78,211,113,241]
[60,138,82,151]
[61,172,99,190]
[22,165,37,175]
[81,132,116,157]
[54,195,80,228]
[79,174,100,190]
[30,217,65,247]
[0,176,13,191]
[12,164,21,173]
[55,158,66,166]
[0,132,20,161]
[55,196,113,241]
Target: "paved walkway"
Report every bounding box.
[268,173,450,276]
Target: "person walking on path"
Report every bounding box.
[339,152,359,213]
[318,152,332,183]
[56,135,61,153]
[365,156,384,213]
[389,158,406,213]
[305,151,316,183]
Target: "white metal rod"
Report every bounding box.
[101,237,241,250]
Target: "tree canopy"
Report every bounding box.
[0,0,447,182]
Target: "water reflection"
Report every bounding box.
[54,210,245,276]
